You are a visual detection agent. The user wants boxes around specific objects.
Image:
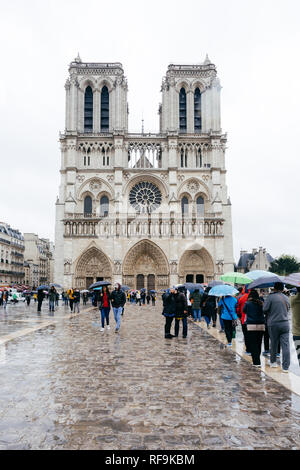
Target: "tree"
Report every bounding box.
[269,255,300,276]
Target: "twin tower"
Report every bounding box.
[54,55,234,291]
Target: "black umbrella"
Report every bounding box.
[247,275,283,289]
[37,285,50,290]
[89,280,111,289]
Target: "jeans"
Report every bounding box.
[113,307,123,329]
[192,309,201,321]
[247,330,264,365]
[268,322,290,369]
[74,302,80,313]
[164,316,174,336]
[69,299,74,312]
[204,316,211,326]
[175,318,188,337]
[101,307,110,328]
[223,319,234,344]
[49,300,55,312]
[37,300,43,312]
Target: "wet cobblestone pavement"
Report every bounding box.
[1,300,300,450]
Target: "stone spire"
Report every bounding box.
[203,54,211,65]
[75,53,82,63]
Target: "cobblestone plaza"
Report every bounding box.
[1,301,300,450]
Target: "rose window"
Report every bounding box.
[129,182,162,213]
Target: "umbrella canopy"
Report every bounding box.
[93,287,102,290]
[50,283,62,288]
[183,283,204,293]
[208,280,224,288]
[209,285,239,297]
[121,285,131,291]
[89,281,111,289]
[220,272,252,284]
[81,289,89,293]
[149,289,157,293]
[245,270,276,281]
[247,275,283,289]
[283,273,300,287]
[37,285,50,290]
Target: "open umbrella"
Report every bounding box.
[208,280,224,288]
[37,285,50,290]
[121,285,131,291]
[247,275,283,289]
[183,283,204,293]
[209,284,239,297]
[220,272,252,284]
[93,287,102,290]
[245,270,276,281]
[283,273,300,287]
[89,281,111,289]
[149,289,157,293]
[81,289,89,293]
[50,283,62,288]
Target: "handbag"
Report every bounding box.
[222,299,238,327]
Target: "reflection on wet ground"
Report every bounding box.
[0,300,300,450]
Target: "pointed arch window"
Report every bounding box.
[101,86,109,131]
[84,195,92,215]
[194,87,201,132]
[181,197,189,217]
[196,147,202,168]
[100,195,109,217]
[179,87,187,132]
[196,196,204,217]
[84,86,93,132]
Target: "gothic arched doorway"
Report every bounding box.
[75,247,112,289]
[178,248,214,284]
[123,240,169,290]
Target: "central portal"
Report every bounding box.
[123,240,169,291]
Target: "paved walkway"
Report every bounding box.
[0,300,300,450]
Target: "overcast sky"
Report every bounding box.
[0,0,299,263]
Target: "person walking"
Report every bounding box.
[243,290,265,367]
[67,288,75,312]
[73,289,80,313]
[55,291,59,307]
[174,287,189,338]
[37,289,44,313]
[151,294,156,306]
[110,283,126,333]
[263,282,290,372]
[48,286,56,314]
[141,291,146,305]
[237,286,251,355]
[99,286,111,332]
[26,293,31,306]
[162,288,177,338]
[146,293,151,305]
[136,290,141,306]
[190,288,202,322]
[291,287,300,366]
[218,295,238,347]
[201,287,217,328]
[3,290,8,309]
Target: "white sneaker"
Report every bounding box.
[100,327,104,332]
[106,325,110,330]
[282,368,289,373]
[268,361,278,368]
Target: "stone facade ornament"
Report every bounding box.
[123,172,130,181]
[216,260,224,273]
[89,179,102,192]
[113,260,122,274]
[170,260,178,274]
[187,180,200,193]
[107,175,114,182]
[64,259,72,274]
[177,175,185,182]
[202,175,210,182]
[76,175,85,182]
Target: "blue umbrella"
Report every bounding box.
[50,283,62,288]
[121,285,131,291]
[93,287,102,290]
[245,270,276,281]
[209,285,239,297]
[248,275,283,289]
[183,283,204,293]
[37,285,50,290]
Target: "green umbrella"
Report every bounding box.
[220,272,252,284]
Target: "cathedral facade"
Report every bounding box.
[54,55,234,290]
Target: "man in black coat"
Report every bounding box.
[110,283,126,332]
[37,289,44,313]
[162,288,177,339]
[174,287,188,338]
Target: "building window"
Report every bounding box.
[179,87,187,132]
[84,196,92,215]
[101,86,109,131]
[100,196,109,217]
[180,148,187,168]
[84,86,93,132]
[181,197,189,217]
[196,196,204,217]
[194,87,201,132]
[196,148,202,168]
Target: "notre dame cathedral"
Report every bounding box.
[54,55,234,290]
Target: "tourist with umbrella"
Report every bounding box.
[243,290,265,367]
[48,286,56,314]
[200,287,217,328]
[263,282,290,372]
[99,285,111,332]
[37,286,47,313]
[190,288,202,322]
[210,285,238,347]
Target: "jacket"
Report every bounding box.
[263,292,290,325]
[174,292,188,319]
[243,301,265,325]
[201,294,217,317]
[74,291,80,302]
[99,291,111,309]
[162,293,177,317]
[237,293,249,324]
[291,293,300,336]
[190,291,202,309]
[218,296,238,321]
[110,289,126,308]
[49,290,56,302]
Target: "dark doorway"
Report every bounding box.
[136,274,145,290]
[147,274,155,291]
[186,274,194,282]
[86,277,93,289]
[196,274,204,283]
[96,277,103,282]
